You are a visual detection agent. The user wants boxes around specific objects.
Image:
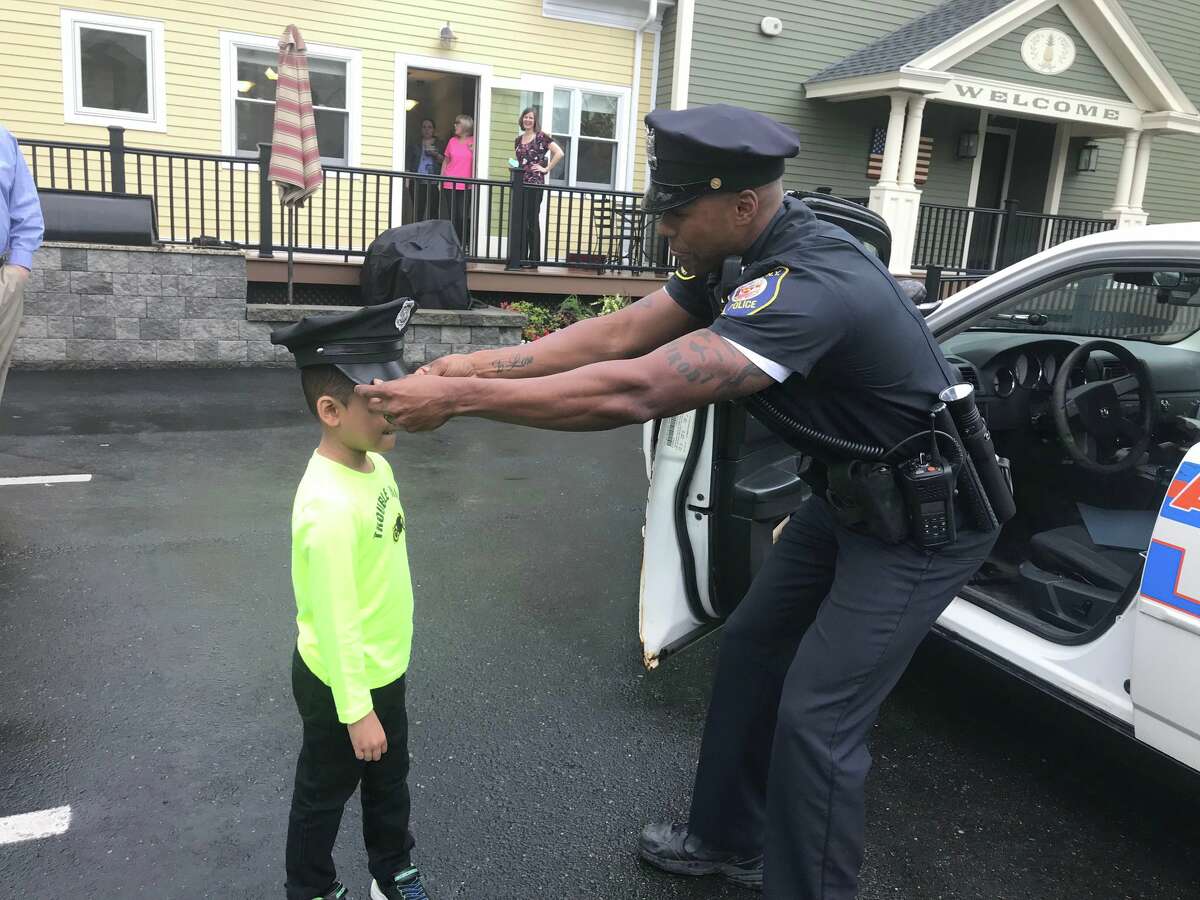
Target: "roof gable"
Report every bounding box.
[951,5,1131,102]
[807,0,1012,85]
[806,0,1197,116]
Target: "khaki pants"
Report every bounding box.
[0,264,27,404]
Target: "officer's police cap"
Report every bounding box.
[270,296,416,384]
[643,105,800,214]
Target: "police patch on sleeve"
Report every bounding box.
[722,266,789,317]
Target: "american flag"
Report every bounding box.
[866,127,933,185]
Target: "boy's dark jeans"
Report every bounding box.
[285,649,415,900]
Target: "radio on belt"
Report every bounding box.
[897,403,958,548]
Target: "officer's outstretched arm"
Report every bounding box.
[420,286,703,380]
[358,328,774,432]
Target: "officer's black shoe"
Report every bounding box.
[370,866,431,900]
[638,822,763,891]
[311,882,350,900]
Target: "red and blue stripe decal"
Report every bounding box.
[1139,462,1200,618]
[1141,540,1200,619]
[1160,462,1200,528]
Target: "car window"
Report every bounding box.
[958,269,1200,345]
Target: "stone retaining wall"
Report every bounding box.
[13,243,526,369]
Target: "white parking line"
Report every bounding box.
[0,474,92,487]
[0,805,72,845]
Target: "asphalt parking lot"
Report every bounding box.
[1,368,1198,899]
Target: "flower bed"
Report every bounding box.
[499,294,631,342]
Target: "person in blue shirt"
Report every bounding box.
[1,124,44,404]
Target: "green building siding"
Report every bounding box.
[674,0,1200,231]
[952,6,1130,102]
[657,5,676,110]
[685,0,946,196]
[1114,0,1200,224]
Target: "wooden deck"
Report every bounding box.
[246,256,665,298]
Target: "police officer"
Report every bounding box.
[357,104,999,899]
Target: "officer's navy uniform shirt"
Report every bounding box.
[665,196,957,452]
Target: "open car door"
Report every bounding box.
[1132,443,1200,768]
[639,193,900,667]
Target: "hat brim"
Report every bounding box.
[642,181,710,215]
[335,359,408,385]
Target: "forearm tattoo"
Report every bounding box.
[492,352,534,373]
[662,330,774,397]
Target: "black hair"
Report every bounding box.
[300,365,356,417]
[519,106,539,131]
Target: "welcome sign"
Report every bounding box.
[930,75,1142,129]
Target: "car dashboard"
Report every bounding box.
[942,332,1200,434]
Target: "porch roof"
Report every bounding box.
[807,0,1010,85]
[804,0,1200,132]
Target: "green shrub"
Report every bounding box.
[500,293,633,342]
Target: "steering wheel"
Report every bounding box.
[1051,340,1156,474]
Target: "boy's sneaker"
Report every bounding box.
[639,822,763,891]
[312,883,350,900]
[370,867,430,900]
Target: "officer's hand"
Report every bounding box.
[417,353,476,377]
[355,377,455,432]
[348,710,387,762]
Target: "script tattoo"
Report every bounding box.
[492,353,534,373]
[661,330,774,398]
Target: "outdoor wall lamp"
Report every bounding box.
[956,131,979,160]
[439,23,457,49]
[1077,141,1101,173]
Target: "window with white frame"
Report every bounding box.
[60,10,166,130]
[221,33,359,167]
[549,87,623,189]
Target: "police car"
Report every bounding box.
[639,196,1200,774]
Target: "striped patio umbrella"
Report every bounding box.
[268,25,323,301]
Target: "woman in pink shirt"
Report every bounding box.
[440,115,476,251]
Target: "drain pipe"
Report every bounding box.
[627,0,658,190]
[671,0,694,109]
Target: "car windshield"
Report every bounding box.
[966,269,1200,344]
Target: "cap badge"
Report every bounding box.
[394,298,416,332]
[646,128,657,170]
[710,177,722,190]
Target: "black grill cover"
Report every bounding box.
[360,220,469,310]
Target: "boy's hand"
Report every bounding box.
[348,710,387,762]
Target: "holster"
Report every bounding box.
[825,460,910,544]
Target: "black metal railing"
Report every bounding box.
[914,199,1114,273]
[922,265,992,302]
[520,178,671,273]
[19,126,671,275]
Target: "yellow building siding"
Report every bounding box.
[3,0,658,192]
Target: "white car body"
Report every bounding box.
[640,222,1200,774]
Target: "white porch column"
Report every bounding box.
[898,95,928,189]
[869,93,922,275]
[1107,130,1142,213]
[876,93,908,188]
[1128,131,1155,216]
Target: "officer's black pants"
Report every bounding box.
[687,497,996,900]
[285,649,415,900]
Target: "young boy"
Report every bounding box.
[271,298,431,900]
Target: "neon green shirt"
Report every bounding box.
[291,450,414,724]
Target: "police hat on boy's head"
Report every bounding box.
[270,296,417,384]
[642,104,801,214]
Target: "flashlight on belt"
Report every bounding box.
[939,383,1016,524]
